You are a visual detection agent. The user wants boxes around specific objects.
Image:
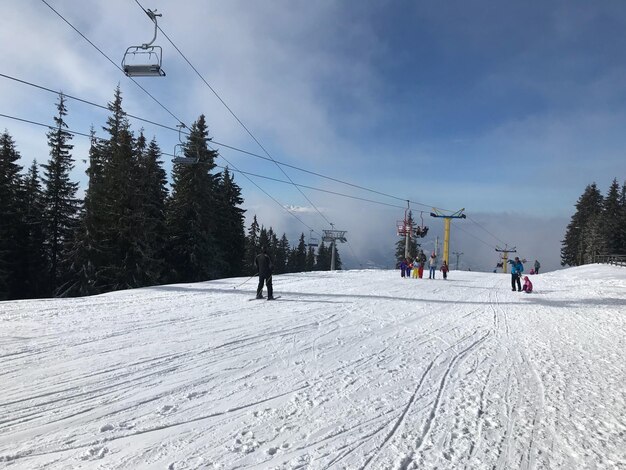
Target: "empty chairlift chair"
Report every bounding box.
[122,9,166,77]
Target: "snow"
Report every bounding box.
[1,265,625,469]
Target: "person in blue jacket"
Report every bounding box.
[510,257,524,291]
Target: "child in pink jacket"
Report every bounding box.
[522,276,533,293]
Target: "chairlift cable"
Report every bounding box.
[131,0,334,228]
[39,0,186,127]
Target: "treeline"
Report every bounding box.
[561,179,626,266]
[244,216,341,275]
[0,88,340,301]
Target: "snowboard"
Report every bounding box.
[249,295,281,301]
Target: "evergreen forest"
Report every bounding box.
[0,89,341,301]
[560,180,626,266]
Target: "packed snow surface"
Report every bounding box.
[1,265,625,469]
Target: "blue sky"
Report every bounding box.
[1,1,625,272]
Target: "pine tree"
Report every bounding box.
[131,133,168,286]
[305,245,316,271]
[60,131,105,296]
[619,182,626,254]
[245,215,260,275]
[41,93,80,292]
[215,167,246,277]
[316,241,331,271]
[601,179,622,255]
[295,233,307,272]
[561,183,604,266]
[0,131,24,299]
[165,115,222,283]
[275,233,290,274]
[21,161,48,298]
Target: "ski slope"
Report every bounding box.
[1,265,625,469]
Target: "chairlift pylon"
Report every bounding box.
[122,9,166,77]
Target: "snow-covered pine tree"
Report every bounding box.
[42,93,80,293]
[394,211,419,262]
[166,115,221,283]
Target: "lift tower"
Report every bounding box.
[495,245,516,273]
[430,208,466,266]
[322,224,347,271]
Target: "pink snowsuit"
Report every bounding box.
[522,276,533,293]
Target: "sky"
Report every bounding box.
[2,265,626,468]
[1,0,625,272]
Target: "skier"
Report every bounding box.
[255,247,274,300]
[428,252,437,279]
[412,256,420,279]
[418,250,426,278]
[510,257,524,291]
[399,259,407,278]
[522,276,533,293]
[440,260,449,280]
[534,259,541,274]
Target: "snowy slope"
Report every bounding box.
[0,266,625,469]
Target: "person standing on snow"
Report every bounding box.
[510,256,524,291]
[440,260,449,280]
[428,252,437,279]
[255,247,274,300]
[534,259,541,274]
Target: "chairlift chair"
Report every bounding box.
[122,9,166,77]
[308,237,319,248]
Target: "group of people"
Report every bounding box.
[509,256,533,293]
[399,250,449,280]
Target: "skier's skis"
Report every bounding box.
[248,295,281,301]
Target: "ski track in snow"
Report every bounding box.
[0,266,625,469]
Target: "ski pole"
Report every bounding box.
[233,274,256,289]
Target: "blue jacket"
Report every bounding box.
[510,261,524,275]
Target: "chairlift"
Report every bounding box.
[122,9,166,77]
[414,211,429,238]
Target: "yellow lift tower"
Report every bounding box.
[429,208,466,266]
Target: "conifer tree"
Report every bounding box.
[0,131,24,299]
[275,233,290,274]
[619,182,626,254]
[215,167,246,277]
[245,215,260,274]
[316,241,331,271]
[21,161,48,298]
[166,115,222,282]
[295,233,307,272]
[130,133,168,286]
[561,183,603,266]
[601,179,622,255]
[60,131,104,296]
[305,245,316,271]
[42,93,80,292]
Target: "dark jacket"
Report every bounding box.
[255,253,273,276]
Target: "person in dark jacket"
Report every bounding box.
[509,257,524,291]
[255,247,274,299]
